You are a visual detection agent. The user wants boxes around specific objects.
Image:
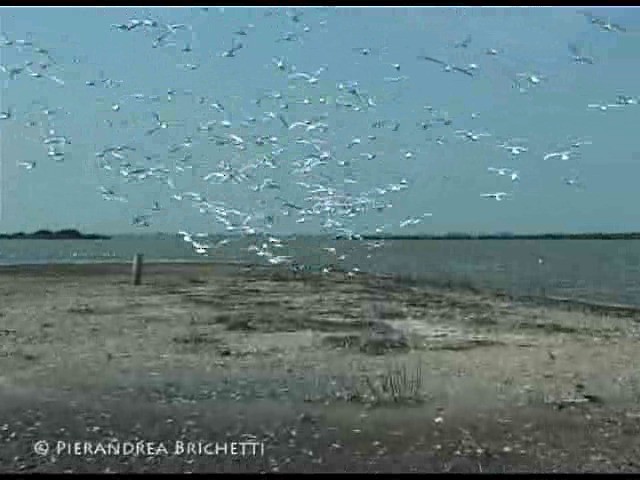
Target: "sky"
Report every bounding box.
[0,6,639,235]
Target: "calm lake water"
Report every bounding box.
[1,235,639,307]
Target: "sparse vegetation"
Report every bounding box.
[354,360,425,405]
[2,263,640,472]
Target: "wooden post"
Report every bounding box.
[132,253,143,285]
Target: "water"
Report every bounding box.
[1,236,639,307]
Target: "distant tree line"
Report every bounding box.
[0,229,110,240]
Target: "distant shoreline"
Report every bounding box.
[357,233,640,240]
[0,229,111,240]
[1,230,639,241]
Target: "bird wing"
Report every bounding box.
[452,65,474,77]
[611,22,626,32]
[417,55,446,66]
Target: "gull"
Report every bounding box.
[252,178,281,192]
[111,23,135,31]
[353,47,374,56]
[165,23,190,34]
[152,30,174,48]
[516,72,545,86]
[400,217,423,228]
[579,11,626,33]
[599,20,626,33]
[616,95,639,106]
[288,120,311,130]
[0,107,12,120]
[497,141,528,156]
[563,176,582,188]
[347,138,361,149]
[168,137,194,153]
[177,63,199,70]
[272,57,290,72]
[146,112,169,135]
[228,133,244,146]
[456,129,491,142]
[417,55,474,77]
[543,150,572,161]
[486,48,500,56]
[481,192,510,201]
[100,187,127,202]
[569,138,592,149]
[454,35,472,48]
[0,32,13,47]
[17,161,36,170]
[277,31,300,42]
[0,61,33,80]
[587,103,624,112]
[268,256,293,265]
[391,63,401,71]
[383,75,409,83]
[213,239,230,249]
[568,42,594,64]
[221,37,243,57]
[286,8,303,22]
[209,101,225,113]
[300,121,327,133]
[178,230,194,243]
[488,167,513,176]
[288,66,326,85]
[43,135,71,146]
[48,151,65,162]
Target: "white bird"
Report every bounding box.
[487,167,519,182]
[287,67,325,85]
[570,139,593,149]
[481,192,510,201]
[497,141,528,156]
[456,130,491,142]
[543,151,572,161]
[17,161,36,170]
[588,103,624,112]
[516,72,545,85]
[178,230,193,243]
[616,95,639,106]
[488,167,512,176]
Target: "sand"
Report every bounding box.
[1,261,640,473]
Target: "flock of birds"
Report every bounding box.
[0,8,637,272]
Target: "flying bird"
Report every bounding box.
[417,55,474,77]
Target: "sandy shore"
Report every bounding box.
[1,262,640,473]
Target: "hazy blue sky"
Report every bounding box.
[0,7,639,235]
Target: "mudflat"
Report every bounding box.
[1,262,640,473]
